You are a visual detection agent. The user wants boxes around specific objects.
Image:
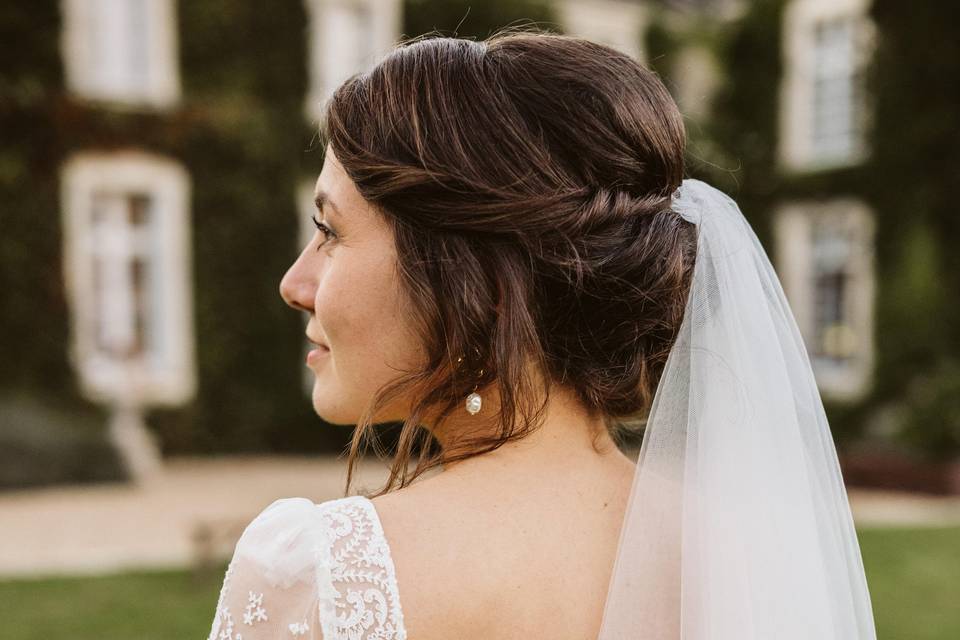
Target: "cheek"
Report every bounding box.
[315,255,423,389]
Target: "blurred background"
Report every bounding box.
[0,0,958,638]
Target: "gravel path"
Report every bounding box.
[0,454,958,579]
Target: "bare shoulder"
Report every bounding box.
[368,457,636,640]
[370,475,500,639]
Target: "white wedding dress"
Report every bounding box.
[207,496,407,640]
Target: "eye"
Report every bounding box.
[311,214,336,249]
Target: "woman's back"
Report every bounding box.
[206,444,635,640]
[375,449,637,640]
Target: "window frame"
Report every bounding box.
[773,197,876,401]
[61,0,181,108]
[61,151,195,405]
[303,0,402,124]
[779,0,876,172]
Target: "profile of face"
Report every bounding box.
[280,146,425,425]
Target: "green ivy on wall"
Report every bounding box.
[5,0,954,470]
[403,0,555,41]
[866,0,960,457]
[0,1,561,476]
[649,0,960,457]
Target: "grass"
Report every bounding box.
[858,526,960,639]
[0,527,956,639]
[0,564,228,640]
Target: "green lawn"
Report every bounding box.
[858,526,960,639]
[0,526,956,639]
[0,564,227,640]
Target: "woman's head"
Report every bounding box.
[282,27,695,497]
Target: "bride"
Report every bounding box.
[207,29,877,640]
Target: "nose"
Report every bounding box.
[279,252,316,313]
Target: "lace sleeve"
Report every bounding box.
[207,497,331,639]
[207,496,407,640]
[316,496,407,640]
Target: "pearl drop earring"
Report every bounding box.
[465,369,484,415]
[457,348,484,415]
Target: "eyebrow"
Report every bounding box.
[313,190,341,217]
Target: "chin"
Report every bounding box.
[311,386,358,426]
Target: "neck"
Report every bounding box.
[426,382,635,480]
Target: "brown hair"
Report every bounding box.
[319,26,695,498]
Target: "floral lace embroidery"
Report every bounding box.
[208,496,407,640]
[243,591,269,626]
[289,620,310,635]
[316,496,408,640]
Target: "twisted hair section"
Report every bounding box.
[319,27,693,497]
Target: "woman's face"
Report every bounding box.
[280,146,424,424]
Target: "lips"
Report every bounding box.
[306,333,330,350]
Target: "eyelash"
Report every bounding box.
[311,214,336,249]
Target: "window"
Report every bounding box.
[304,0,402,123]
[556,0,649,62]
[810,16,865,161]
[671,45,720,122]
[89,191,155,361]
[61,152,195,405]
[810,215,857,364]
[61,0,180,107]
[297,181,319,396]
[780,0,875,170]
[774,198,875,400]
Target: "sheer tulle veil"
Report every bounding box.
[596,179,878,639]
